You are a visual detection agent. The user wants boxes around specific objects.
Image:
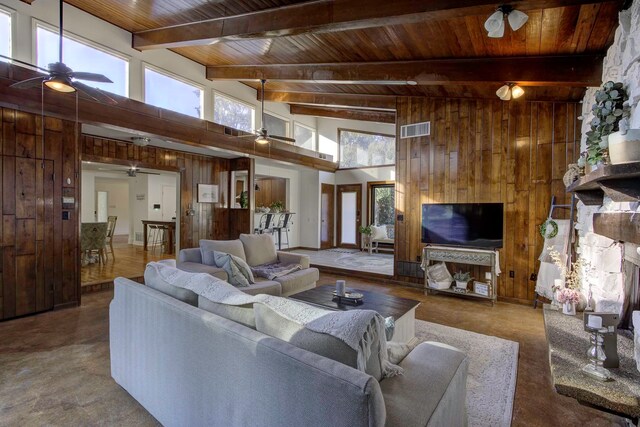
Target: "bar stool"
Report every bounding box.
[154,225,170,254]
[275,213,293,249]
[147,224,159,252]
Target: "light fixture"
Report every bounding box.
[43,75,76,93]
[496,83,524,101]
[484,5,528,38]
[255,135,269,145]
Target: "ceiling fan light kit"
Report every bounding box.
[496,83,524,101]
[43,75,76,93]
[484,5,528,38]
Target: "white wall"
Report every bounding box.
[129,174,148,245]
[1,0,317,134]
[316,117,395,161]
[95,178,130,235]
[146,174,178,221]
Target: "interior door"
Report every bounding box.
[2,157,55,320]
[162,185,177,221]
[320,184,335,249]
[337,184,362,249]
[96,191,108,222]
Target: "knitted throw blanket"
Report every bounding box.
[148,262,402,377]
[251,262,302,280]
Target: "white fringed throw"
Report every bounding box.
[148,262,402,377]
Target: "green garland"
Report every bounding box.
[539,219,559,239]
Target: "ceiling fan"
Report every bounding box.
[97,166,159,177]
[240,80,296,145]
[0,0,116,104]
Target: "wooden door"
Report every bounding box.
[337,184,362,249]
[1,157,55,319]
[320,184,334,249]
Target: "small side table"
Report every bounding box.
[361,236,373,254]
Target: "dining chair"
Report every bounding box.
[80,222,108,265]
[104,216,118,260]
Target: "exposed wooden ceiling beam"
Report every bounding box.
[290,105,395,123]
[262,90,397,110]
[133,0,608,50]
[209,55,603,87]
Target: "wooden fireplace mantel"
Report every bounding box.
[567,162,640,206]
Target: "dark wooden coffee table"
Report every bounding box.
[290,284,421,343]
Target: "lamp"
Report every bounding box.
[43,75,76,93]
[496,83,524,101]
[484,6,528,38]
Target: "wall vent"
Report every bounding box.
[400,121,430,139]
[135,232,143,242]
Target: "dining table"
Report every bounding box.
[142,220,176,254]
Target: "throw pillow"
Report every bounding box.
[370,225,387,240]
[386,224,395,239]
[144,262,199,306]
[387,341,417,365]
[211,251,254,287]
[200,239,247,262]
[239,233,278,267]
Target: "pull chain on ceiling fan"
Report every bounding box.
[1,0,117,104]
[240,79,296,145]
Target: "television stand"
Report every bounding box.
[421,245,498,305]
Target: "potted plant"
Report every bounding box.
[453,271,472,290]
[239,191,248,209]
[557,288,580,315]
[358,225,372,252]
[585,81,631,166]
[269,200,284,213]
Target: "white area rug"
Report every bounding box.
[415,320,518,427]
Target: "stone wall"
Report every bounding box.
[577,0,640,319]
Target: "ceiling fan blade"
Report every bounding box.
[72,71,113,83]
[74,81,118,105]
[239,133,258,138]
[268,134,296,143]
[10,76,46,89]
[0,54,50,73]
[137,171,160,175]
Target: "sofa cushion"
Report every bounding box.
[177,261,228,281]
[254,303,383,381]
[239,233,278,267]
[243,279,282,296]
[144,262,199,306]
[380,342,468,427]
[273,267,319,296]
[208,251,254,287]
[197,295,256,329]
[200,239,247,262]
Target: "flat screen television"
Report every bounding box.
[421,203,504,249]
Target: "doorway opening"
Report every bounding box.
[80,161,179,288]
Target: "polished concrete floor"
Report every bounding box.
[0,273,624,426]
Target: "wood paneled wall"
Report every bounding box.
[1,108,79,320]
[81,136,251,248]
[255,177,287,209]
[395,97,580,303]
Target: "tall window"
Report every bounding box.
[0,8,11,61]
[36,25,128,96]
[144,67,203,118]
[264,113,289,139]
[213,92,254,132]
[339,129,395,168]
[294,123,316,150]
[370,183,395,227]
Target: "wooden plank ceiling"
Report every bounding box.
[63,0,622,118]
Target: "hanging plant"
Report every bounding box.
[585,81,630,165]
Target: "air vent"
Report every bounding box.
[400,122,430,139]
[135,232,143,242]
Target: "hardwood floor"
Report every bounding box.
[0,274,624,426]
[81,241,174,286]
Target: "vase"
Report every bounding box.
[608,129,640,164]
[562,302,576,316]
[455,280,468,290]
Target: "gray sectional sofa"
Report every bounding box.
[110,270,470,426]
[177,234,319,296]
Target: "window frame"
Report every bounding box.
[0,5,15,61]
[263,110,291,138]
[32,19,130,97]
[367,180,395,227]
[338,127,396,170]
[212,90,256,132]
[293,121,317,151]
[142,63,204,119]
